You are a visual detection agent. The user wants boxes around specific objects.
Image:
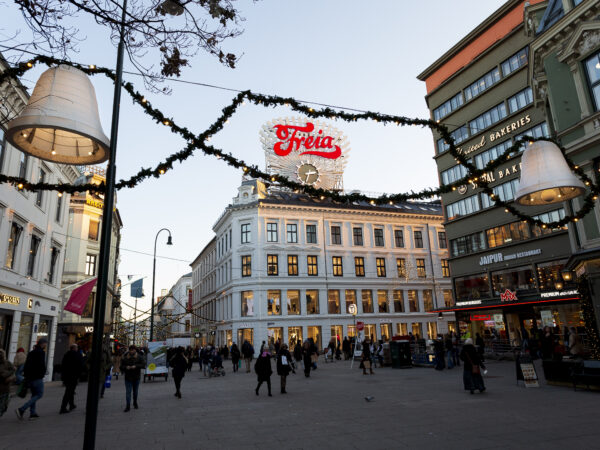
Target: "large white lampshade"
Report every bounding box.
[514,140,585,205]
[6,64,109,165]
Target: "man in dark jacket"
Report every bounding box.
[60,344,83,413]
[241,340,254,373]
[16,338,47,420]
[119,345,145,412]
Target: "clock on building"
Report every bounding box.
[297,163,320,185]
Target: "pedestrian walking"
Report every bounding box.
[361,339,374,375]
[451,332,460,367]
[276,344,292,394]
[302,341,312,378]
[293,342,303,370]
[309,338,318,370]
[185,347,194,372]
[445,334,454,369]
[13,348,26,385]
[475,333,485,362]
[241,340,254,373]
[59,344,83,414]
[342,337,350,360]
[119,345,145,412]
[201,345,211,377]
[230,343,241,373]
[0,349,16,417]
[376,341,384,368]
[326,338,336,363]
[459,338,486,394]
[15,338,48,420]
[433,336,446,371]
[254,349,272,396]
[170,347,187,399]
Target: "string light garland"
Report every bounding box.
[0,55,599,229]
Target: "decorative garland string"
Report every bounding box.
[0,55,599,228]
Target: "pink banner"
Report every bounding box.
[64,278,97,315]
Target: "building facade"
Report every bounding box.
[191,180,453,350]
[527,0,600,334]
[54,166,123,365]
[191,237,216,346]
[418,0,582,345]
[155,272,192,343]
[0,55,80,379]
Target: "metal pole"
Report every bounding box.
[82,0,127,447]
[150,228,171,342]
[132,297,138,346]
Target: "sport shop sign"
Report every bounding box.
[261,117,350,191]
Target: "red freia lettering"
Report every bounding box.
[273,122,341,159]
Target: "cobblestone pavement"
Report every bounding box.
[0,358,599,449]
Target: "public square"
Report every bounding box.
[1,359,599,450]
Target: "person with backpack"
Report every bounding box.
[276,344,292,394]
[241,340,254,373]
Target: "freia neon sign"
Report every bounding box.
[273,122,341,159]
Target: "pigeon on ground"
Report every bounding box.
[364,396,375,402]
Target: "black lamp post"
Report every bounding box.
[150,229,173,342]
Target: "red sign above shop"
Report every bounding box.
[500,289,518,302]
[470,314,491,321]
[273,122,342,159]
[357,321,364,331]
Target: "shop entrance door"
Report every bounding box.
[288,327,303,348]
[268,327,283,349]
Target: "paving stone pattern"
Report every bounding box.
[0,358,598,449]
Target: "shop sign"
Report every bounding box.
[500,289,518,302]
[260,117,349,191]
[379,318,392,323]
[468,162,522,191]
[86,198,104,209]
[470,314,491,321]
[456,299,482,306]
[540,289,578,298]
[479,248,541,266]
[0,293,20,305]
[357,321,364,331]
[455,114,531,156]
[85,326,94,333]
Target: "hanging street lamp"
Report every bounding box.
[515,140,586,205]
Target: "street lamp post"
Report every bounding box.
[150,228,173,342]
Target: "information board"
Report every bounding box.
[146,341,168,375]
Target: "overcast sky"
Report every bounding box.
[2,1,506,320]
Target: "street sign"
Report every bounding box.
[357,321,364,331]
[348,304,357,315]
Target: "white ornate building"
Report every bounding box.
[191,179,454,350]
[156,272,192,343]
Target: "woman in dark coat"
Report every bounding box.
[276,344,293,394]
[170,347,188,398]
[293,342,303,369]
[254,350,272,396]
[460,338,486,394]
[230,343,241,372]
[302,341,312,378]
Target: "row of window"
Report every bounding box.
[450,209,566,257]
[241,254,450,279]
[241,288,454,317]
[433,46,528,122]
[5,221,61,284]
[242,222,447,249]
[437,86,534,154]
[440,122,549,187]
[455,259,568,301]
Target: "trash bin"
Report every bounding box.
[390,338,412,368]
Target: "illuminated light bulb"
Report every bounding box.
[504,208,509,213]
[529,141,533,146]
[17,183,23,189]
[88,151,93,155]
[320,196,325,200]
[574,218,579,222]
[26,62,33,68]
[309,108,314,112]
[163,120,170,126]
[389,201,393,205]
[57,192,63,197]
[596,61,600,70]
[225,120,229,124]
[21,132,28,138]
[541,190,557,203]
[436,120,440,123]
[271,177,276,182]
[89,64,96,69]
[159,169,165,174]
[542,224,547,229]
[241,101,246,106]
[574,165,579,169]
[141,97,147,103]
[452,187,456,191]
[370,200,375,205]
[51,150,57,155]
[243,167,248,172]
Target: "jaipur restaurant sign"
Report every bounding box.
[261,117,350,191]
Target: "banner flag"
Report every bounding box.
[131,278,144,298]
[64,278,97,315]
